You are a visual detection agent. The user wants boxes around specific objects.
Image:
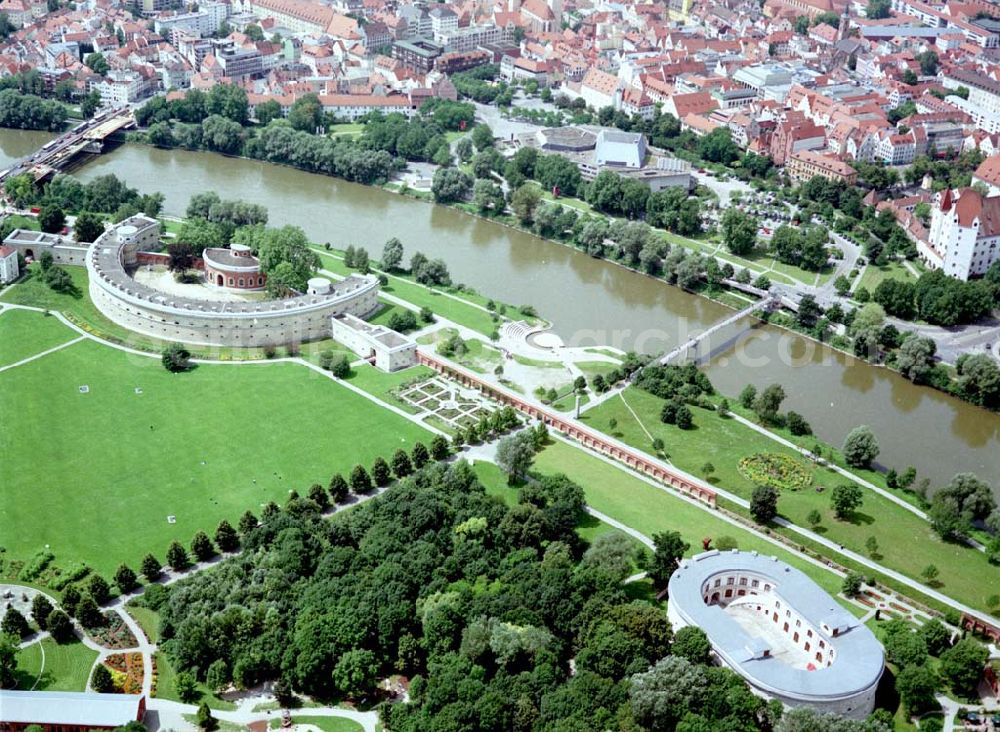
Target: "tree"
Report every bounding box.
[867,0,891,18]
[843,425,879,468]
[161,343,192,373]
[110,564,137,595]
[197,702,218,731]
[254,98,282,126]
[830,483,863,519]
[166,540,190,571]
[91,663,114,692]
[671,626,711,664]
[88,574,111,605]
[287,93,323,133]
[1,607,30,638]
[842,571,863,596]
[176,671,199,702]
[333,648,379,698]
[675,404,693,429]
[495,431,535,483]
[471,123,494,151]
[190,531,215,562]
[865,535,879,557]
[214,520,239,552]
[308,482,329,510]
[85,52,109,75]
[350,464,372,493]
[921,564,939,585]
[392,449,413,478]
[752,383,786,423]
[140,553,162,582]
[896,664,938,715]
[919,618,952,656]
[371,456,391,487]
[381,237,404,271]
[46,609,73,643]
[73,211,104,243]
[721,208,757,255]
[430,434,450,461]
[939,638,988,699]
[206,659,229,692]
[510,184,542,225]
[629,655,707,731]
[328,474,349,503]
[431,167,472,202]
[30,594,53,631]
[75,595,102,628]
[738,384,757,409]
[0,633,16,689]
[643,531,689,586]
[786,411,811,436]
[38,203,65,234]
[807,509,822,527]
[896,336,936,382]
[750,484,779,523]
[411,441,430,469]
[330,355,351,379]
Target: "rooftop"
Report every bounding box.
[668,550,884,701]
[0,690,144,726]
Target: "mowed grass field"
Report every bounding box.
[0,308,79,367]
[15,638,98,692]
[0,335,432,576]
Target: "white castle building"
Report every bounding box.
[922,187,1000,280]
[668,550,884,720]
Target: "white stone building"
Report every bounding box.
[922,187,1000,280]
[668,550,884,720]
[0,244,19,284]
[329,311,417,372]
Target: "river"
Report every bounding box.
[2,131,996,489]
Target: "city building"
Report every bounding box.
[0,690,146,731]
[0,243,19,284]
[922,187,1000,280]
[392,38,443,73]
[329,310,417,372]
[786,150,857,184]
[2,230,88,265]
[668,550,884,719]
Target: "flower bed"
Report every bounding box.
[104,652,143,694]
[737,453,812,491]
[88,612,138,649]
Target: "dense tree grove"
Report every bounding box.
[0,88,67,131]
[153,462,800,731]
[5,173,164,221]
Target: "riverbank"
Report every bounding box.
[58,138,999,488]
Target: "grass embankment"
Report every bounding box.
[15,638,98,692]
[314,249,501,336]
[581,387,1000,614]
[0,337,432,576]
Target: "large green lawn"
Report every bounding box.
[0,308,79,367]
[532,440,848,601]
[582,388,1000,614]
[856,260,919,293]
[15,638,98,692]
[0,338,432,576]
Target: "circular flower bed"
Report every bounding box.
[738,453,812,491]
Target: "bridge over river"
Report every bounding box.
[0,107,134,185]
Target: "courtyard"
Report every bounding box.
[397,376,494,430]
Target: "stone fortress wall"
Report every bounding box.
[668,550,884,720]
[87,216,381,347]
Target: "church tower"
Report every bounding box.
[838,7,850,41]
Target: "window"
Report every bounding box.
[739,577,747,586]
[804,642,810,652]
[807,630,813,638]
[228,277,234,286]
[727,577,734,585]
[793,632,799,642]
[751,579,759,588]
[783,622,789,632]
[714,579,721,588]
[795,619,801,628]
